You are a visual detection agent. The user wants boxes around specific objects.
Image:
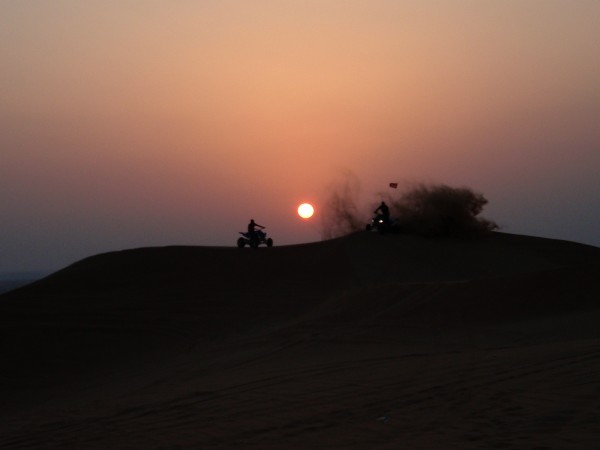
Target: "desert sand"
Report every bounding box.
[1,231,599,449]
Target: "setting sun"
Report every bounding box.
[298,203,314,219]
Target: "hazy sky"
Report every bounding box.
[2,1,599,272]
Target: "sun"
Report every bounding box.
[297,203,314,219]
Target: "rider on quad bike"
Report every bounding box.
[366,201,393,233]
[237,219,273,248]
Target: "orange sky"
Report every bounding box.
[2,1,600,271]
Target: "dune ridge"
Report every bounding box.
[1,231,599,449]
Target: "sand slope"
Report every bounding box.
[1,231,599,449]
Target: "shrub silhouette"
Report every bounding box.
[390,184,498,237]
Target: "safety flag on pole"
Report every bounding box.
[389,182,398,189]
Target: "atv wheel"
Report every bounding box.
[266,238,273,247]
[237,237,245,248]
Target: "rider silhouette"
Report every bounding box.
[248,219,265,240]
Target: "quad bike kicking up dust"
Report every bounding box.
[366,215,389,233]
[366,201,397,233]
[366,215,399,234]
[237,230,273,248]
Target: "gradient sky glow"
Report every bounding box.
[2,1,599,272]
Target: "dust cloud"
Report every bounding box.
[319,171,364,240]
[387,183,498,237]
[321,175,498,239]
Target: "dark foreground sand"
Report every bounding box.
[1,231,599,449]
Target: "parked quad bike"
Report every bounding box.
[237,230,273,248]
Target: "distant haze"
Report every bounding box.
[2,1,599,272]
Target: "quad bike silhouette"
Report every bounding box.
[366,215,396,233]
[237,229,273,248]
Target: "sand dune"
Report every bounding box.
[1,231,599,449]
